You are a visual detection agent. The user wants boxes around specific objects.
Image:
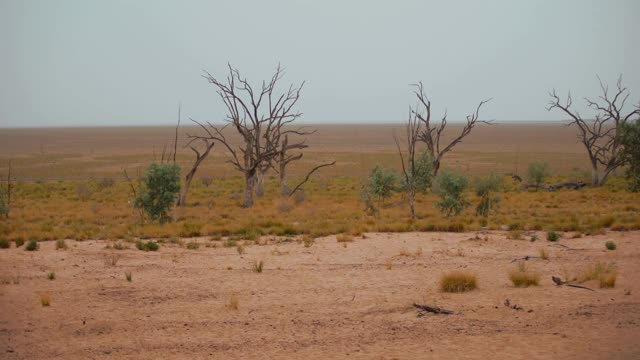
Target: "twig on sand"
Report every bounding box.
[552,276,595,291]
[413,303,454,316]
[510,255,541,263]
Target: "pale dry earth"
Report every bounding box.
[1,231,639,359]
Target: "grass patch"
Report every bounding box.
[14,237,25,248]
[186,242,200,250]
[25,239,39,251]
[136,240,159,251]
[47,272,56,280]
[605,241,617,250]
[538,248,549,260]
[336,234,354,242]
[577,261,617,288]
[226,293,239,310]
[507,230,523,240]
[55,239,68,250]
[113,242,127,250]
[39,292,51,307]
[440,271,477,293]
[252,260,264,273]
[509,262,540,287]
[546,230,561,242]
[0,239,9,249]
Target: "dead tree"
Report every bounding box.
[394,109,422,219]
[547,76,640,186]
[195,64,303,208]
[178,137,215,206]
[412,82,492,176]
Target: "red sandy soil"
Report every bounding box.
[1,231,639,359]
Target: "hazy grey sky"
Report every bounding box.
[1,0,638,127]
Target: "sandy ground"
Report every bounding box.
[1,231,639,359]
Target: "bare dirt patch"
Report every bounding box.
[1,231,639,359]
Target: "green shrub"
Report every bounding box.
[605,241,617,250]
[134,163,181,223]
[475,173,501,217]
[0,239,9,249]
[527,161,550,190]
[113,243,126,250]
[25,239,39,251]
[365,165,397,204]
[435,170,470,217]
[546,230,561,242]
[136,240,159,251]
[14,237,25,248]
[186,242,200,250]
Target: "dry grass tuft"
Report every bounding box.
[336,234,354,243]
[55,239,68,250]
[236,245,245,255]
[577,261,617,288]
[105,254,120,266]
[226,293,239,310]
[440,271,477,293]
[538,248,549,260]
[39,292,51,307]
[509,262,540,287]
[385,258,393,270]
[47,272,55,280]
[125,271,132,282]
[252,260,264,273]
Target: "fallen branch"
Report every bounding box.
[549,243,585,251]
[413,303,454,315]
[552,276,595,291]
[510,255,541,263]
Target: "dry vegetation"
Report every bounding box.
[1,124,640,358]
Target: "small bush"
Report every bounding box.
[47,272,55,280]
[55,239,68,250]
[113,243,126,250]
[509,262,540,287]
[14,237,25,248]
[125,271,132,282]
[302,235,315,248]
[527,161,550,190]
[440,271,477,293]
[605,241,617,250]
[134,163,181,223]
[236,245,245,255]
[546,230,561,242]
[25,239,39,251]
[507,230,523,240]
[186,242,200,250]
[136,241,159,252]
[252,260,264,273]
[223,239,237,248]
[0,239,9,249]
[475,173,501,217]
[435,170,470,217]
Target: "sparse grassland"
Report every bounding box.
[440,271,477,293]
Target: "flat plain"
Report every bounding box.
[1,123,639,359]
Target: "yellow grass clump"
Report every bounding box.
[440,271,477,293]
[577,262,617,288]
[509,262,540,287]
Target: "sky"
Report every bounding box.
[1,0,638,127]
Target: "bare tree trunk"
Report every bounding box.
[243,171,256,208]
[255,170,265,197]
[433,158,441,177]
[279,158,290,196]
[408,188,416,219]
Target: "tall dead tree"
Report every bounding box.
[547,76,640,186]
[394,109,422,219]
[194,64,304,208]
[412,82,492,176]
